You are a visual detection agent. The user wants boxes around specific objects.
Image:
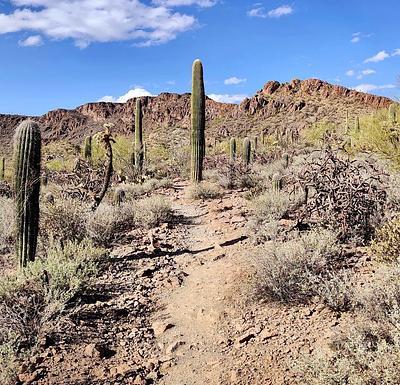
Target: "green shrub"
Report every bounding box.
[0,198,14,253]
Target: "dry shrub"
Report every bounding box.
[87,203,135,246]
[255,229,352,310]
[41,198,88,242]
[188,181,222,200]
[0,238,103,384]
[252,191,295,223]
[123,178,173,199]
[0,181,12,198]
[370,217,400,262]
[134,195,173,228]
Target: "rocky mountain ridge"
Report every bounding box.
[0,78,395,153]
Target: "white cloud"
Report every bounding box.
[268,5,293,18]
[99,87,154,103]
[364,50,390,63]
[350,32,372,43]
[0,0,212,48]
[354,84,396,93]
[208,94,248,104]
[356,68,376,79]
[346,70,355,77]
[247,4,293,18]
[18,34,43,47]
[224,77,247,85]
[153,0,216,6]
[393,48,400,56]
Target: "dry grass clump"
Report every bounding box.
[0,198,14,253]
[254,228,353,310]
[252,191,294,223]
[0,238,104,384]
[188,181,223,200]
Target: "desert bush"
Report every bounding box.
[188,181,222,200]
[0,198,14,253]
[134,195,173,228]
[0,180,12,198]
[41,198,88,242]
[123,178,173,199]
[296,149,387,244]
[370,217,400,262]
[299,320,400,385]
[0,238,103,384]
[252,190,295,223]
[254,229,349,307]
[87,203,135,246]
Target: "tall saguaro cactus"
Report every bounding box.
[0,157,4,180]
[229,137,237,161]
[13,120,41,268]
[389,103,397,124]
[135,98,144,173]
[243,137,251,165]
[83,135,92,161]
[191,59,206,183]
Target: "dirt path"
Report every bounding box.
[21,181,339,385]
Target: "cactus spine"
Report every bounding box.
[243,137,251,165]
[83,135,92,161]
[13,120,41,268]
[229,137,237,161]
[0,157,4,180]
[135,98,144,173]
[191,59,206,183]
[272,173,282,192]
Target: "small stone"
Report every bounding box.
[152,320,175,337]
[166,340,185,354]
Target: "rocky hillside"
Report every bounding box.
[0,78,394,153]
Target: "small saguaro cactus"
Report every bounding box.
[113,188,126,207]
[389,103,397,124]
[355,116,360,132]
[272,173,283,192]
[254,136,258,151]
[229,137,237,161]
[83,135,92,161]
[282,152,289,168]
[243,137,251,165]
[0,157,5,180]
[345,110,350,133]
[134,98,144,173]
[13,120,41,268]
[191,59,206,183]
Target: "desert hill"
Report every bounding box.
[0,78,393,153]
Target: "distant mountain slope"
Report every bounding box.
[0,79,394,154]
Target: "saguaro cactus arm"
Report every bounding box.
[135,98,144,173]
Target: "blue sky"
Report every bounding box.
[0,0,399,116]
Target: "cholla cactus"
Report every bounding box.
[272,173,282,192]
[84,135,92,161]
[0,157,4,180]
[229,137,237,161]
[113,188,126,207]
[13,120,41,267]
[134,98,144,173]
[243,137,251,165]
[191,59,206,183]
